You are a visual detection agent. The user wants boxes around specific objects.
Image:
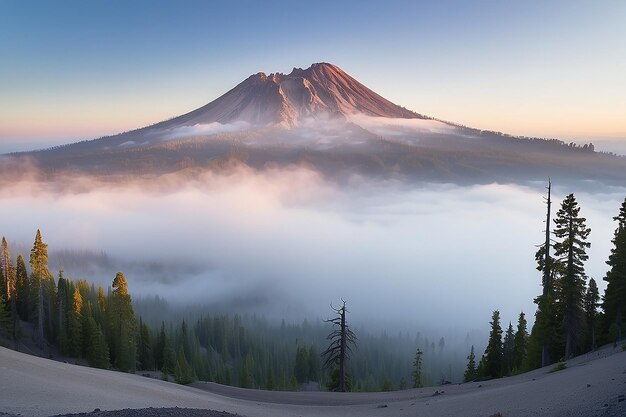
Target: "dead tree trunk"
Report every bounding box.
[541,180,552,367]
[322,300,356,392]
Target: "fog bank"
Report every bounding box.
[0,165,623,334]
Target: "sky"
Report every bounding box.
[1,0,625,151]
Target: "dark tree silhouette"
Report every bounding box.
[321,300,356,392]
[463,345,477,382]
[512,311,528,370]
[412,348,423,388]
[553,193,590,359]
[603,198,626,342]
[584,278,600,350]
[483,310,503,378]
[533,180,558,367]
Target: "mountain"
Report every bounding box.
[156,62,421,129]
[5,62,626,187]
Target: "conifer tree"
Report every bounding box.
[463,345,477,382]
[137,317,153,370]
[603,198,626,342]
[512,312,528,370]
[56,271,69,355]
[553,193,590,358]
[175,347,195,385]
[294,345,309,383]
[584,278,600,350]
[412,348,423,388]
[0,294,10,334]
[15,255,29,321]
[483,310,503,378]
[29,230,54,349]
[68,286,83,357]
[1,237,16,301]
[307,345,320,382]
[502,322,515,376]
[161,333,177,380]
[109,272,136,371]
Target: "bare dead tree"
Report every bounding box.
[542,179,552,367]
[321,299,356,392]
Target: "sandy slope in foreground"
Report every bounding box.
[1,345,625,417]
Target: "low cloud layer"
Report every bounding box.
[164,121,251,139]
[0,165,623,334]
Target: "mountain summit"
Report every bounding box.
[158,63,421,129]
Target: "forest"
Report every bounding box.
[0,190,625,392]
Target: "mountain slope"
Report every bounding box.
[155,63,421,129]
[5,62,626,187]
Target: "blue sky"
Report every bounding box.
[1,0,625,149]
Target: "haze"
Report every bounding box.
[0,164,623,335]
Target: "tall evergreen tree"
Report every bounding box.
[1,237,16,301]
[137,317,153,370]
[603,198,626,342]
[294,345,309,383]
[307,345,321,382]
[502,322,515,376]
[15,255,29,321]
[483,310,503,378]
[68,286,83,357]
[553,193,590,358]
[412,348,423,388]
[463,345,477,382]
[512,312,528,370]
[29,230,54,349]
[84,314,110,369]
[584,278,600,350]
[56,271,69,355]
[0,294,10,334]
[109,272,136,372]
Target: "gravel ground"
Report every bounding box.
[50,408,241,417]
[2,344,626,417]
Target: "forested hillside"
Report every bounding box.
[0,230,466,391]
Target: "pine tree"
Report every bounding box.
[412,348,423,388]
[137,317,153,370]
[83,311,110,368]
[463,345,477,382]
[161,333,177,380]
[584,278,600,351]
[68,286,83,357]
[0,294,10,334]
[175,347,195,385]
[307,345,320,382]
[294,345,309,383]
[15,255,29,321]
[502,322,515,376]
[603,198,626,342]
[29,230,54,349]
[512,312,528,371]
[553,193,590,358]
[56,271,69,355]
[483,310,503,378]
[109,272,136,372]
[1,237,16,301]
